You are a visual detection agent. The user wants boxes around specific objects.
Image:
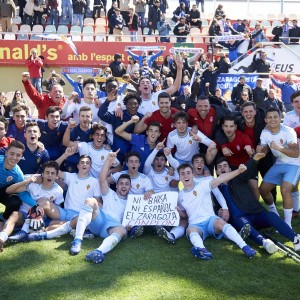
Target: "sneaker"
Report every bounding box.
[292,210,299,219]
[294,234,300,251]
[70,238,82,255]
[27,232,47,241]
[128,226,144,238]
[242,245,256,258]
[70,229,95,240]
[0,239,4,253]
[239,223,251,240]
[155,226,176,245]
[191,246,213,260]
[86,249,105,264]
[8,230,28,243]
[262,239,278,254]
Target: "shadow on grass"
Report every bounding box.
[1,231,299,299]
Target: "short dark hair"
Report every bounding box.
[42,160,59,174]
[215,156,229,168]
[0,116,9,130]
[222,115,237,125]
[173,111,189,123]
[155,151,166,160]
[158,92,171,102]
[125,151,141,163]
[46,106,61,116]
[79,106,92,114]
[177,163,193,174]
[12,104,29,114]
[147,121,161,131]
[7,140,25,152]
[25,121,39,131]
[83,77,97,89]
[265,107,280,116]
[291,90,300,103]
[197,96,210,102]
[78,154,92,164]
[117,173,131,184]
[123,92,142,106]
[241,101,256,111]
[192,153,206,164]
[91,123,107,136]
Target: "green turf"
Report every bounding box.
[1,200,299,300]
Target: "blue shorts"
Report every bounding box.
[88,208,121,239]
[263,164,300,186]
[188,215,223,241]
[57,207,79,221]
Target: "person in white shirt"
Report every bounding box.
[258,107,300,228]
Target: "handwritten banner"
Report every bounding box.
[122,191,180,227]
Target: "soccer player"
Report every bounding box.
[62,106,93,172]
[69,151,130,261]
[1,161,63,248]
[215,154,300,254]
[259,107,300,228]
[115,117,161,171]
[177,163,256,259]
[166,111,216,164]
[134,92,178,142]
[61,77,100,123]
[71,123,122,178]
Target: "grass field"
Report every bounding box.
[1,199,299,300]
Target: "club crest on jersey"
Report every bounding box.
[152,101,155,106]
[189,140,192,144]
[37,157,41,163]
[101,156,104,161]
[6,176,13,182]
[210,116,213,122]
[236,145,240,151]
[165,176,169,181]
[86,184,90,190]
[193,190,197,196]
[136,184,140,189]
[171,123,174,128]
[50,196,54,201]
[280,139,284,145]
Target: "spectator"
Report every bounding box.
[22,0,35,26]
[92,0,104,18]
[0,0,16,32]
[270,74,299,111]
[157,13,172,42]
[262,89,285,115]
[148,0,160,35]
[107,1,117,34]
[25,48,43,93]
[179,0,190,10]
[72,0,86,28]
[128,7,139,42]
[172,2,189,23]
[252,23,267,44]
[127,57,139,76]
[110,7,125,41]
[109,53,126,77]
[61,0,73,23]
[10,91,27,111]
[281,17,291,44]
[47,0,59,27]
[208,18,221,42]
[160,0,168,14]
[173,16,190,43]
[252,78,268,108]
[231,76,252,111]
[214,4,224,19]
[0,116,14,148]
[133,0,146,32]
[189,4,201,29]
[42,70,66,91]
[289,19,300,44]
[0,92,10,118]
[172,86,195,111]
[119,0,130,25]
[196,0,204,13]
[33,0,46,25]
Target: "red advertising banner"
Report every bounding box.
[0,41,206,67]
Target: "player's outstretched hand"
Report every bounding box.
[238,164,247,173]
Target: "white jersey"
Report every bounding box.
[20,182,64,213]
[283,110,300,129]
[78,142,120,178]
[145,167,179,193]
[138,90,163,115]
[112,171,153,194]
[102,188,127,223]
[64,101,100,123]
[63,172,101,212]
[167,128,212,162]
[178,180,215,224]
[260,124,300,165]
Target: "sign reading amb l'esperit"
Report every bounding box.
[122,191,180,227]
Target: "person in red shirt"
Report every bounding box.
[22,72,66,119]
[0,116,14,149]
[134,92,178,141]
[25,48,43,93]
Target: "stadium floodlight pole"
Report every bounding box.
[264,233,300,263]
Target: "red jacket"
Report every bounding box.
[25,57,43,78]
[23,80,66,119]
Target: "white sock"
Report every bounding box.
[75,205,93,240]
[267,203,279,216]
[189,232,204,248]
[46,221,72,239]
[170,226,185,240]
[97,233,121,254]
[292,191,299,212]
[0,231,8,242]
[21,219,30,233]
[283,208,293,228]
[223,224,246,249]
